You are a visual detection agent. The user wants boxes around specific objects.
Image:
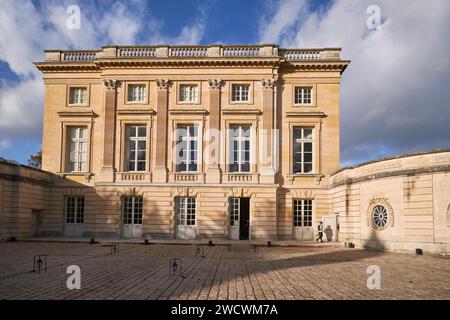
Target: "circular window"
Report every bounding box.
[372,205,388,230]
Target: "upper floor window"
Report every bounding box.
[231,84,250,102]
[293,127,313,174]
[176,125,198,172]
[69,87,88,105]
[294,87,312,105]
[67,127,88,172]
[179,84,198,103]
[126,126,147,171]
[229,125,251,173]
[127,84,146,103]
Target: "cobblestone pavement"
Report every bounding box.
[0,242,449,300]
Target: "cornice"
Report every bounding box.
[57,110,98,118]
[285,111,326,118]
[116,109,156,116]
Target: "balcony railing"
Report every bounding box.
[44,45,342,62]
[223,173,260,184]
[116,172,151,182]
[62,51,97,61]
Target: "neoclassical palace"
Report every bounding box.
[1,44,449,253]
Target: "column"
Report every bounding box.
[152,79,169,183]
[260,78,277,184]
[99,79,120,182]
[205,79,222,183]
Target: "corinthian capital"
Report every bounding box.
[208,79,222,90]
[156,79,170,90]
[261,78,277,90]
[104,79,120,90]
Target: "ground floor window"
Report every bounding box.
[176,197,196,226]
[123,196,143,225]
[65,197,84,224]
[293,199,312,227]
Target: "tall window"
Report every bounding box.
[293,199,312,227]
[65,197,84,224]
[176,125,198,172]
[176,197,196,226]
[231,84,250,102]
[229,125,251,172]
[123,196,143,225]
[294,87,312,105]
[126,126,147,171]
[69,87,88,105]
[127,84,146,103]
[67,127,88,172]
[179,84,198,103]
[293,127,313,174]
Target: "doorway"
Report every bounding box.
[292,199,313,240]
[31,209,43,237]
[175,197,196,240]
[229,197,250,240]
[122,196,143,239]
[64,197,84,237]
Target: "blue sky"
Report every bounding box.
[1,0,450,166]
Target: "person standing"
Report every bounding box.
[316,221,324,243]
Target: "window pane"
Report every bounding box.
[304,129,312,139]
[138,127,146,137]
[304,163,313,173]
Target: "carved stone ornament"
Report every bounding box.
[208,79,222,90]
[104,79,120,90]
[156,79,170,90]
[261,78,277,90]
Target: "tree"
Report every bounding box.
[28,151,42,169]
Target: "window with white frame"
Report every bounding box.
[65,196,84,224]
[231,84,250,102]
[293,127,313,174]
[176,197,196,226]
[176,125,198,172]
[69,87,88,105]
[294,87,312,105]
[179,84,198,103]
[229,125,251,172]
[123,196,143,225]
[293,199,312,227]
[126,126,147,171]
[127,84,146,103]
[67,127,88,172]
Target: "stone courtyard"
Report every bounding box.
[0,241,449,300]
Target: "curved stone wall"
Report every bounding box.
[330,149,450,254]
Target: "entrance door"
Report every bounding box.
[64,197,84,237]
[31,209,43,237]
[229,197,250,240]
[322,215,337,242]
[293,199,313,240]
[176,197,196,240]
[122,196,143,239]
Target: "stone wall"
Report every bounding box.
[330,149,450,254]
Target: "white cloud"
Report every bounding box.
[0,0,208,157]
[259,0,450,163]
[0,138,11,150]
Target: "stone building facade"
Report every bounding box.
[30,45,348,241]
[1,44,449,254]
